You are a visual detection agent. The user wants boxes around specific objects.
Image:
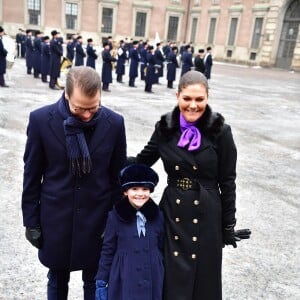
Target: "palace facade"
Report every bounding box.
[1,0,299,70]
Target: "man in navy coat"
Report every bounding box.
[21,66,127,300]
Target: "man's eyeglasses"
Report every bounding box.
[69,102,101,114]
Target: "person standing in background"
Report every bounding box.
[86,38,98,69]
[41,36,51,83]
[116,40,127,83]
[204,47,213,80]
[49,30,63,90]
[154,43,165,84]
[194,49,206,75]
[75,36,86,66]
[166,46,179,89]
[101,42,116,92]
[32,30,43,78]
[0,26,8,87]
[25,29,34,75]
[181,44,193,77]
[128,40,140,87]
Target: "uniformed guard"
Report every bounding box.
[139,42,148,81]
[101,42,116,92]
[116,40,127,83]
[154,43,165,84]
[25,29,34,75]
[66,36,75,63]
[86,38,98,69]
[32,30,43,78]
[166,46,179,89]
[181,44,193,77]
[128,40,140,87]
[41,36,50,83]
[144,45,156,93]
[75,36,86,66]
[49,30,63,90]
[0,26,8,87]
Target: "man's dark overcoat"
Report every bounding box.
[95,198,164,300]
[22,95,127,271]
[135,105,237,300]
[145,52,156,85]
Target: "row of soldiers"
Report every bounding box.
[100,39,213,93]
[19,28,213,93]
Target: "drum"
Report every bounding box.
[2,35,16,69]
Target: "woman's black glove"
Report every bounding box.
[25,227,43,249]
[223,223,239,248]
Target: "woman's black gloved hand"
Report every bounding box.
[25,227,43,249]
[223,222,239,248]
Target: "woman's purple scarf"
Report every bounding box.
[177,112,201,151]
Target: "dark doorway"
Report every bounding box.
[276,0,300,69]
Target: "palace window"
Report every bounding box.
[28,0,41,25]
[251,17,263,49]
[167,16,179,41]
[228,17,238,46]
[190,18,198,43]
[135,12,147,37]
[207,18,216,44]
[66,2,78,30]
[102,7,113,33]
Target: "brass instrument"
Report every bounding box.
[57,57,72,89]
[60,56,72,73]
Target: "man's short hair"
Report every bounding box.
[66,66,101,97]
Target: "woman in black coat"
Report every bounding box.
[132,71,238,300]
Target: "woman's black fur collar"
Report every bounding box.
[114,197,159,222]
[158,105,224,136]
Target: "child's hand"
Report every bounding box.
[95,280,108,300]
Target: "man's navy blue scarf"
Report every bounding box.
[58,95,100,177]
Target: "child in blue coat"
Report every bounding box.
[95,164,164,300]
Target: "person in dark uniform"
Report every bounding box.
[181,44,193,77]
[66,37,75,63]
[107,36,113,51]
[25,29,34,74]
[140,42,148,81]
[32,30,43,78]
[128,40,140,87]
[194,48,206,75]
[101,42,116,92]
[49,30,63,90]
[130,70,250,300]
[204,46,213,80]
[40,36,51,83]
[116,40,127,83]
[16,28,25,58]
[166,46,179,89]
[21,66,126,300]
[144,45,156,93]
[0,26,8,87]
[86,38,98,69]
[75,36,86,66]
[154,43,165,84]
